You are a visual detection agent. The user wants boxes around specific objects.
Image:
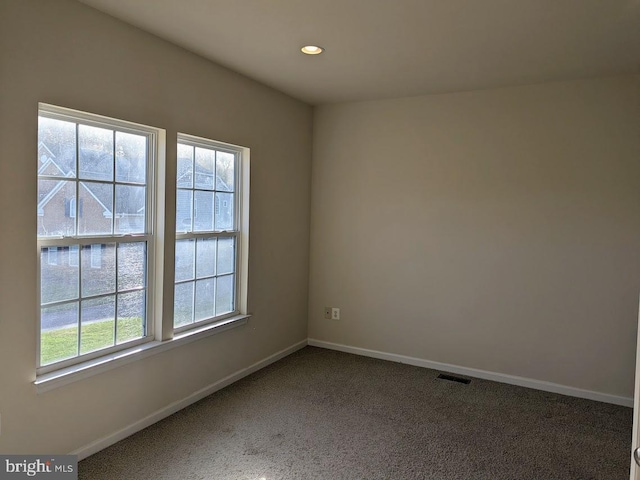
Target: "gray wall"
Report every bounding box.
[0,0,312,454]
[309,75,640,398]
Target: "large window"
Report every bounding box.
[174,135,242,331]
[36,104,249,379]
[37,104,157,372]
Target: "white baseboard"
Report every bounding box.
[71,339,308,460]
[71,336,632,460]
[307,339,633,408]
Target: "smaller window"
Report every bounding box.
[69,245,79,267]
[91,244,102,269]
[174,134,247,331]
[48,247,58,265]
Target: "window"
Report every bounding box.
[36,104,249,382]
[90,244,102,269]
[69,245,79,267]
[48,247,58,266]
[174,135,242,331]
[37,104,157,372]
[66,197,83,219]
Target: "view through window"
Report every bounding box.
[37,106,155,369]
[37,105,248,375]
[173,136,240,330]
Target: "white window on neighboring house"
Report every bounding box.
[90,244,102,269]
[69,245,79,267]
[69,197,76,218]
[36,104,250,385]
[48,247,58,265]
[174,134,248,332]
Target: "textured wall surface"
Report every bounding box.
[309,75,640,398]
[0,0,312,454]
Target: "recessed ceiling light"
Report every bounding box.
[301,45,324,55]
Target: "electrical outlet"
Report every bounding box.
[331,308,340,320]
[324,307,332,319]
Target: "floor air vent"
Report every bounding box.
[437,373,471,384]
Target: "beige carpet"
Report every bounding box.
[80,346,632,479]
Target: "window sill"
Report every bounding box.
[34,314,250,394]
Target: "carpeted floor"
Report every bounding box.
[80,346,633,480]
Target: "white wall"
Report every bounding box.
[0,0,312,454]
[309,75,640,398]
[1,0,638,459]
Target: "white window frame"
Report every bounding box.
[36,103,163,376]
[34,106,250,393]
[174,133,248,333]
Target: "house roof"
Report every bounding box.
[37,158,66,177]
[38,142,67,177]
[38,141,56,161]
[176,160,233,192]
[38,181,113,218]
[38,141,148,217]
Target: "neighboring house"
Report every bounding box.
[176,160,234,231]
[37,141,145,238]
[38,180,113,237]
[38,141,145,279]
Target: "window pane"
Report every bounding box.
[194,147,215,190]
[217,237,235,275]
[78,181,113,235]
[196,238,216,278]
[216,151,234,192]
[174,282,194,327]
[81,243,116,297]
[215,192,234,231]
[194,190,214,232]
[80,296,115,354]
[79,125,114,181]
[41,302,78,365]
[117,290,145,344]
[115,132,146,184]
[195,278,215,321]
[175,239,195,282]
[38,116,76,177]
[37,179,76,237]
[176,189,192,232]
[215,275,234,316]
[118,242,146,291]
[41,247,78,304]
[115,184,145,234]
[177,144,193,188]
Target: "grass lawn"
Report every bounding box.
[41,317,143,365]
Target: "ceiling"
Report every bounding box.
[78,0,640,105]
